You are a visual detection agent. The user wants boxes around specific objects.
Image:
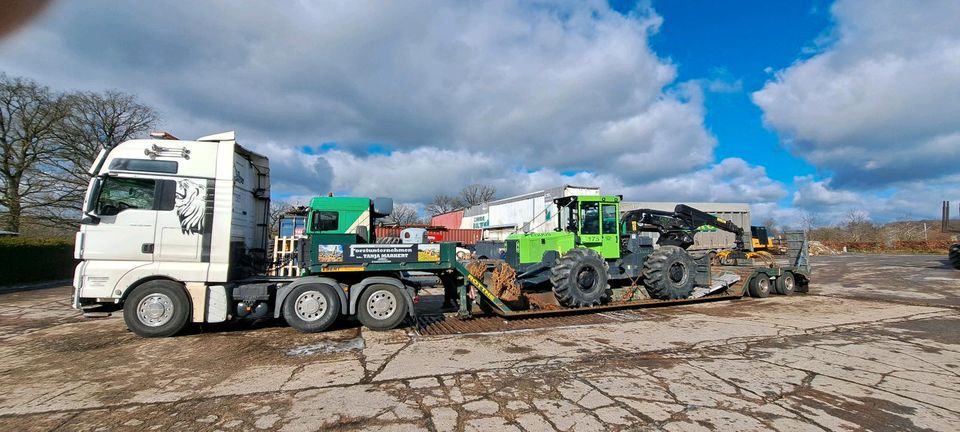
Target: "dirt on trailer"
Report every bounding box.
[1,254,959,431]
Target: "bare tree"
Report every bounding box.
[268,200,296,236]
[41,90,157,226]
[385,203,422,225]
[798,211,820,234]
[426,194,460,216]
[760,217,778,235]
[458,183,496,207]
[842,209,877,242]
[0,74,68,232]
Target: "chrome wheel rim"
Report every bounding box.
[366,290,397,320]
[295,291,327,322]
[137,293,174,327]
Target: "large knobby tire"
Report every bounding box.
[642,246,697,300]
[749,275,771,298]
[123,280,191,338]
[357,284,409,331]
[549,248,611,307]
[283,284,341,333]
[950,244,960,270]
[775,272,796,295]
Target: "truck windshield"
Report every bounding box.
[96,177,156,216]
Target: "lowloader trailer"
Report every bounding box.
[73,132,810,337]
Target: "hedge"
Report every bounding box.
[0,237,76,286]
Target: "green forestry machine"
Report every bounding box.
[503,195,749,306]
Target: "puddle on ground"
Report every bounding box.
[287,337,365,356]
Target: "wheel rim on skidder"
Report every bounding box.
[550,248,611,307]
[642,245,697,300]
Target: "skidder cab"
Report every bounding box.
[505,195,746,307]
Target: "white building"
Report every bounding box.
[461,185,600,241]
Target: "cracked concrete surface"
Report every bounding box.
[0,254,958,431]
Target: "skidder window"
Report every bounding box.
[580,202,600,235]
[602,204,618,234]
[311,211,339,231]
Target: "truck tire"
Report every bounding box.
[642,246,696,300]
[283,284,341,333]
[775,272,795,295]
[376,236,401,244]
[357,284,409,330]
[950,244,960,270]
[749,275,771,298]
[549,248,611,307]
[123,280,191,338]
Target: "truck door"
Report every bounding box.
[80,176,168,262]
[154,179,208,262]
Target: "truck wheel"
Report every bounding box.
[775,272,795,295]
[550,248,611,307]
[283,284,341,333]
[123,280,191,338]
[748,275,771,298]
[642,246,696,300]
[950,244,960,270]
[357,284,409,330]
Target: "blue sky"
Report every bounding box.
[0,0,957,225]
[647,0,829,181]
[641,0,832,211]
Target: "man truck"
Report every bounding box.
[74,132,809,337]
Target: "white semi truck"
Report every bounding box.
[74,131,273,336]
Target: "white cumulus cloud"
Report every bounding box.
[753,0,960,188]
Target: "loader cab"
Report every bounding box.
[554,195,621,259]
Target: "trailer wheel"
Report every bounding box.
[357,284,409,331]
[775,272,796,295]
[748,275,771,298]
[950,244,960,270]
[550,248,611,307]
[642,246,696,300]
[283,284,341,333]
[123,280,191,338]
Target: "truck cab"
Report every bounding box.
[74,131,271,336]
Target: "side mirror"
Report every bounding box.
[80,214,100,225]
[372,197,393,217]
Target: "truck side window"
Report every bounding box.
[602,204,618,234]
[311,211,338,231]
[580,202,600,235]
[96,177,156,216]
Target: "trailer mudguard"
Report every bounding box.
[273,276,347,319]
[349,276,417,317]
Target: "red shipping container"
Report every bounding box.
[374,226,481,245]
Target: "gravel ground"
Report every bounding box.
[0,254,958,431]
